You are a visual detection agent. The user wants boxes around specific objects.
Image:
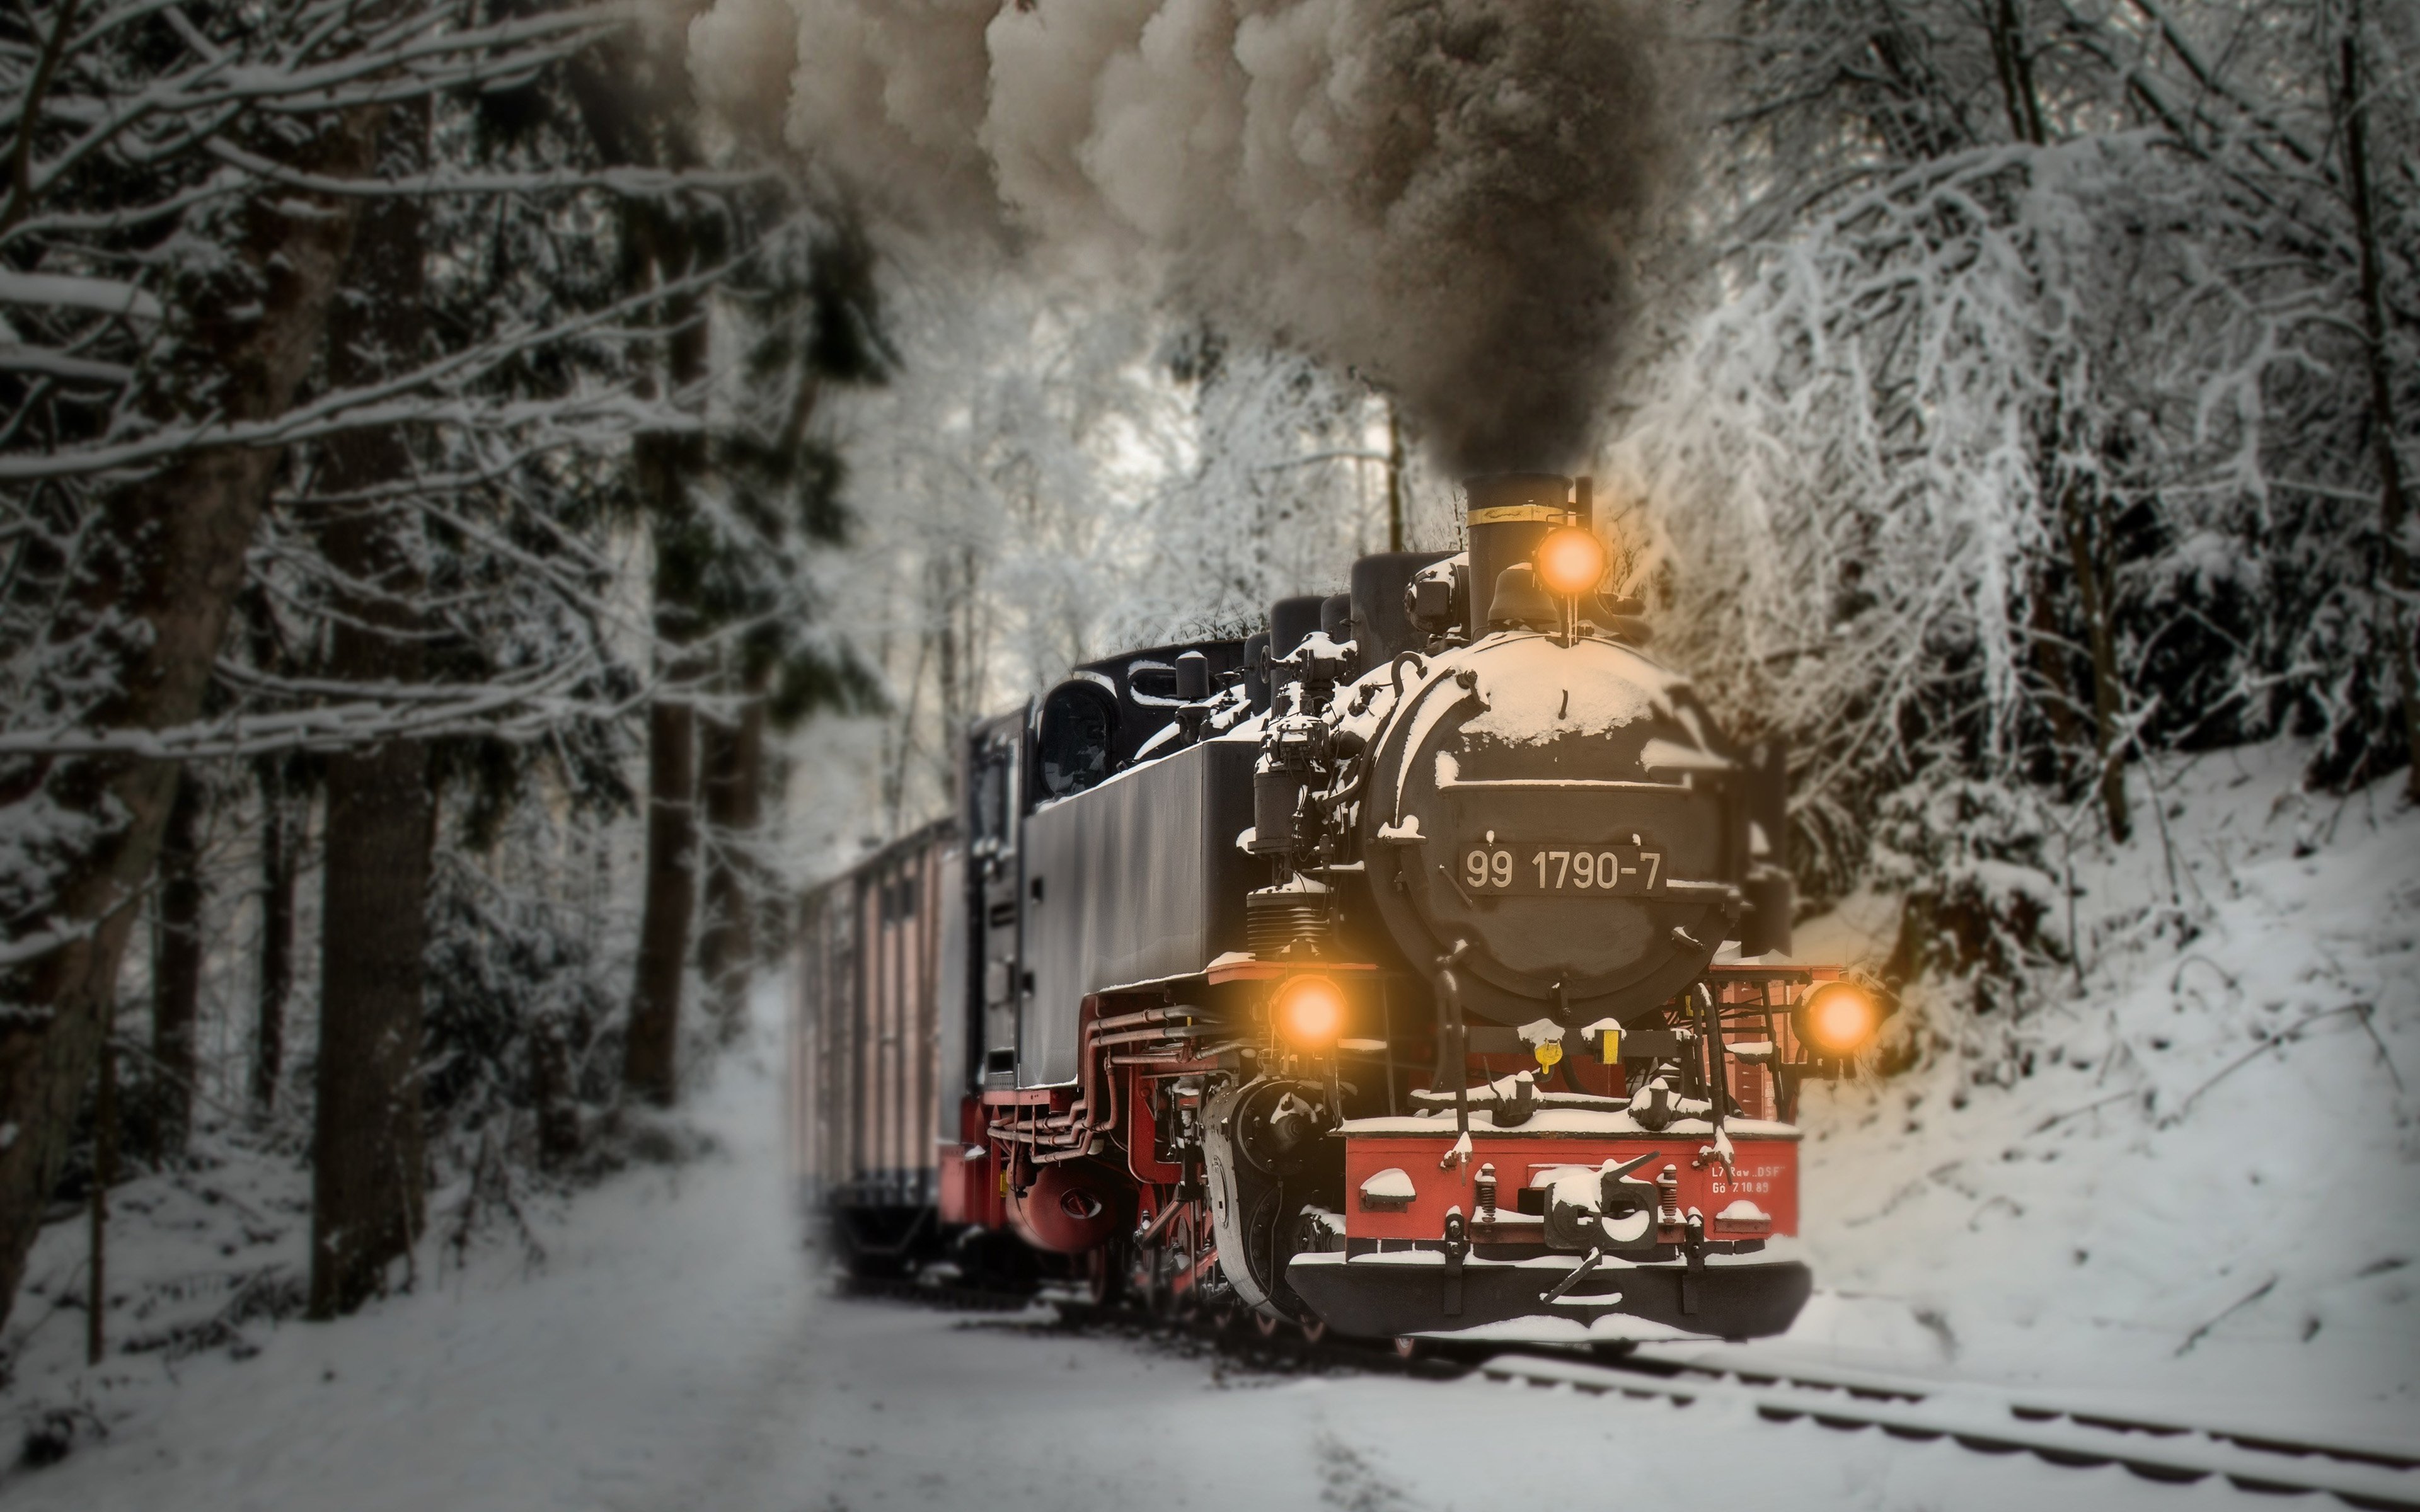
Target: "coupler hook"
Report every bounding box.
[1538,1246,1606,1305]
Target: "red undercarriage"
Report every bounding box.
[940,963,1834,1321]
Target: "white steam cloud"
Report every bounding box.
[688,0,1675,472]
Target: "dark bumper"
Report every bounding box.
[1286,1252,1812,1341]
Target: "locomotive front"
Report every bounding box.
[1213,472,1874,1343]
[908,471,1888,1348]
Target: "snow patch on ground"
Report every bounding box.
[0,987,808,1510]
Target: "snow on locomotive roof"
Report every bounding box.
[1030,700,1263,815]
[1459,633,1695,747]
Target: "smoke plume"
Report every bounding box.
[688,0,1676,472]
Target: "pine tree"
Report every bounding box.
[308,98,437,1319]
[0,91,384,1330]
[148,773,206,1155]
[0,0,774,1330]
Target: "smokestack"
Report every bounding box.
[1463,474,1589,638]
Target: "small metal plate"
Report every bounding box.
[1455,839,1662,895]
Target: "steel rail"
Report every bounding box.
[1622,1344,2420,1472]
[828,1274,2417,1506]
[1477,1349,2420,1509]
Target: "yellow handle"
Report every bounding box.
[1469,504,1565,525]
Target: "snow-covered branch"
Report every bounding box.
[1,660,637,761]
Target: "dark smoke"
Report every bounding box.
[687,0,1676,471]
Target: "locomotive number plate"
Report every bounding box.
[1458,841,1662,895]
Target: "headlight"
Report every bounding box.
[1273,975,1345,1048]
[1533,526,1608,597]
[1796,981,1881,1057]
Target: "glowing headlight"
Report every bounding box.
[1273,975,1345,1048]
[1797,981,1881,1057]
[1534,527,1608,598]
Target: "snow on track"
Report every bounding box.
[1478,1348,2420,1508]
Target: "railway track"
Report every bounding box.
[1477,1347,2420,1510]
[834,1271,1465,1377]
[836,1274,2420,1508]
[835,1271,1046,1314]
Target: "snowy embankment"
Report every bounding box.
[1790,743,2418,1441]
[0,987,817,1511]
[1,743,2412,1509]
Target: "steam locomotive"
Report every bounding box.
[790,473,1886,1346]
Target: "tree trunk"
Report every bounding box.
[308,102,433,1321]
[2061,483,2132,844]
[698,692,763,1042]
[1986,0,2048,147]
[150,772,205,1156]
[86,1029,113,1366]
[567,32,714,1104]
[250,760,294,1116]
[625,688,697,1105]
[529,1010,582,1170]
[2339,13,2420,803]
[0,106,381,1334]
[2027,576,2089,764]
[1385,401,1408,553]
[619,188,710,1104]
[310,728,432,1317]
[754,740,794,963]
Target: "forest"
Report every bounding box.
[0,0,2412,1484]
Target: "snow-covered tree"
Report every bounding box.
[1566,0,2420,1063]
[0,0,868,1328]
[1610,0,2417,944]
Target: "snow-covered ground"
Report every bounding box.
[3,743,2414,1509]
[1790,743,2418,1443]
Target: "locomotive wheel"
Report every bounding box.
[1253,1311,1282,1339]
[1233,1079,1327,1178]
[1299,1317,1327,1344]
[954,1227,1038,1295]
[1394,1335,1419,1360]
[1243,1185,1315,1323]
[830,1210,909,1281]
[1131,1241,1161,1313]
[1083,1244,1126,1307]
